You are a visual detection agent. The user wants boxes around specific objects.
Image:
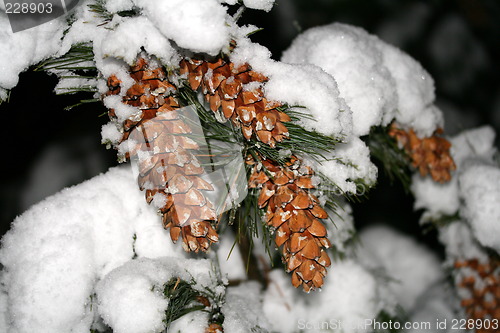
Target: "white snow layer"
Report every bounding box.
[358,225,444,311]
[242,0,275,12]
[0,0,234,92]
[411,126,499,254]
[0,166,188,333]
[282,23,442,137]
[308,137,378,194]
[222,282,271,332]
[133,0,230,56]
[459,163,500,252]
[216,231,247,281]
[96,257,216,333]
[412,126,496,217]
[231,38,353,139]
[263,260,383,333]
[324,200,355,254]
[0,13,66,90]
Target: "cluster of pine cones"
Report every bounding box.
[389,124,456,183]
[455,258,500,331]
[103,51,461,298]
[104,54,332,292]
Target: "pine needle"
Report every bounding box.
[163,278,207,329]
[366,125,411,192]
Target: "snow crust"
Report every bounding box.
[231,38,352,139]
[324,200,355,254]
[358,225,444,311]
[308,137,378,194]
[282,23,396,137]
[263,260,383,333]
[0,0,245,92]
[282,23,442,137]
[411,125,499,260]
[0,167,188,332]
[100,16,177,65]
[0,13,66,90]
[412,126,496,218]
[459,164,500,252]
[133,0,230,56]
[222,282,271,332]
[216,231,247,281]
[96,257,215,333]
[242,0,275,12]
[411,126,499,255]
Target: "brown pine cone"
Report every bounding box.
[389,123,456,183]
[179,58,290,147]
[454,257,500,330]
[205,323,223,333]
[248,155,332,292]
[104,54,219,252]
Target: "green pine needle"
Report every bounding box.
[365,125,411,192]
[163,278,207,329]
[35,43,95,72]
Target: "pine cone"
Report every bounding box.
[389,124,456,183]
[105,55,218,252]
[205,323,223,333]
[179,58,290,147]
[454,257,500,330]
[248,155,331,292]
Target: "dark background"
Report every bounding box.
[1,0,499,250]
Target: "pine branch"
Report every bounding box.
[163,278,208,329]
[365,125,411,192]
[34,43,100,110]
[64,98,100,111]
[88,0,139,25]
[35,43,95,72]
[422,212,460,233]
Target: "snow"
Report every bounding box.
[358,225,444,311]
[242,0,275,12]
[105,0,134,12]
[324,200,355,254]
[380,44,441,137]
[262,260,385,333]
[134,0,230,56]
[216,232,247,281]
[101,121,123,146]
[97,257,216,333]
[408,283,461,333]
[307,259,380,332]
[412,126,497,218]
[230,37,352,139]
[103,94,140,122]
[459,164,500,252]
[1,0,234,93]
[282,23,442,137]
[282,23,396,136]
[0,13,66,90]
[0,166,187,332]
[169,311,209,333]
[439,222,487,262]
[100,16,177,66]
[307,137,378,194]
[262,270,305,333]
[96,259,169,333]
[223,282,271,332]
